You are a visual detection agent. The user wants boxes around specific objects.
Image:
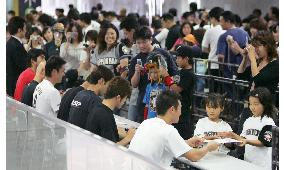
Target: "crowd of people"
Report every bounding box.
[6,2,279,170]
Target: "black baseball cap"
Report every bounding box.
[175,45,193,58]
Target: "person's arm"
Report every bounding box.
[116,128,136,146]
[202,47,209,53]
[155,28,168,43]
[183,142,219,161]
[237,52,249,74]
[170,84,183,93]
[201,29,210,53]
[246,44,259,77]
[245,139,264,147]
[50,90,62,116]
[216,34,226,63]
[131,64,143,88]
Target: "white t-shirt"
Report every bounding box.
[60,42,88,71]
[194,117,232,153]
[202,25,225,69]
[241,116,275,170]
[129,117,192,168]
[155,28,169,49]
[32,79,61,117]
[82,20,100,40]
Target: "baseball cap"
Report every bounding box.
[183,34,198,45]
[175,45,193,58]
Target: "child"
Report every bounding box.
[171,45,195,139]
[220,87,277,170]
[143,54,167,119]
[194,93,233,153]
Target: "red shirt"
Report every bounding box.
[14,68,35,101]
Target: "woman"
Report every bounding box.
[170,22,195,51]
[24,26,44,51]
[91,23,128,75]
[60,22,89,78]
[236,31,278,97]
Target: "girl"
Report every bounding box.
[220,87,277,170]
[194,93,232,153]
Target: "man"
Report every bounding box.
[129,90,219,168]
[68,65,114,129]
[57,67,104,122]
[55,8,65,20]
[6,16,28,96]
[14,49,45,101]
[32,56,66,117]
[162,13,180,50]
[216,11,249,79]
[7,10,15,23]
[78,12,100,41]
[43,23,65,60]
[202,7,225,77]
[86,77,135,146]
[170,45,195,139]
[21,61,46,107]
[128,26,178,123]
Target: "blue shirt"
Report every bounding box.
[143,82,166,118]
[216,28,249,78]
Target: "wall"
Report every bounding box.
[200,0,279,19]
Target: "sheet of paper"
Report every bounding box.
[204,138,241,144]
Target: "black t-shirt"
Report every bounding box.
[165,24,181,50]
[128,48,178,106]
[68,90,102,129]
[176,68,195,122]
[57,86,84,121]
[237,60,279,96]
[85,103,119,142]
[21,80,39,107]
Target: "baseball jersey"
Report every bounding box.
[194,117,232,153]
[241,116,275,170]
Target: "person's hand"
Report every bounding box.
[238,138,247,147]
[186,136,204,147]
[230,41,244,55]
[245,44,257,62]
[135,64,143,73]
[125,128,136,141]
[36,60,46,81]
[217,131,234,138]
[120,70,128,79]
[206,141,220,152]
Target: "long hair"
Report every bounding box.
[249,87,278,121]
[251,30,278,61]
[97,23,119,54]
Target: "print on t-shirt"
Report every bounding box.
[149,89,163,112]
[98,57,118,65]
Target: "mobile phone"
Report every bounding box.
[137,59,142,66]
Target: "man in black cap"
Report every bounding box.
[170,45,195,139]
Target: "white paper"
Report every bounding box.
[204,138,241,144]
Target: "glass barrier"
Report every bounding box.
[6,97,166,170]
